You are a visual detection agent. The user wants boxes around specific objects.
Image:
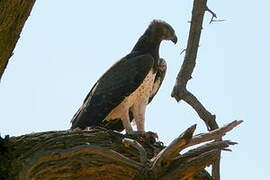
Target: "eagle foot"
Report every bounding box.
[125,131,159,146]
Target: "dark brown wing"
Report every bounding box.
[100,58,167,131]
[71,53,154,129]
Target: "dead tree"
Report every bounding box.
[0,121,242,180]
[0,0,241,180]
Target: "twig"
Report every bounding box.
[205,6,217,24]
[122,138,147,165]
[180,49,186,55]
[211,19,226,23]
[206,7,225,24]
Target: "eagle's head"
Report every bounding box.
[147,19,177,44]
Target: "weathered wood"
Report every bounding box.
[151,121,242,179]
[122,138,147,165]
[182,120,243,150]
[0,0,36,81]
[0,120,241,180]
[151,124,196,175]
[1,128,161,180]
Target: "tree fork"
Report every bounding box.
[171,0,224,179]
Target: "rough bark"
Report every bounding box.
[0,121,242,180]
[0,0,36,81]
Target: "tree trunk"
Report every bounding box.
[0,0,36,81]
[0,121,242,180]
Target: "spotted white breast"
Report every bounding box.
[105,68,156,131]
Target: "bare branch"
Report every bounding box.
[159,140,237,180]
[151,120,242,177]
[171,0,207,101]
[175,120,242,180]
[171,0,224,178]
[187,120,242,149]
[182,90,218,130]
[160,150,219,180]
[174,140,237,162]
[171,0,218,131]
[205,6,226,24]
[151,124,196,174]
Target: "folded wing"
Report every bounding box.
[71,53,154,129]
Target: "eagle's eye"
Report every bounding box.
[162,27,174,39]
[163,28,170,35]
[163,28,171,37]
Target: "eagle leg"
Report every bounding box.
[133,102,147,133]
[121,111,134,134]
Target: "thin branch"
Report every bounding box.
[211,19,226,23]
[122,138,147,165]
[182,90,218,130]
[171,0,207,101]
[206,7,225,24]
[180,49,186,55]
[171,0,218,131]
[171,0,223,178]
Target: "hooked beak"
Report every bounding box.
[170,34,178,44]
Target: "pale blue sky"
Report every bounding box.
[1,0,269,179]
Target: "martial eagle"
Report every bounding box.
[71,20,177,134]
